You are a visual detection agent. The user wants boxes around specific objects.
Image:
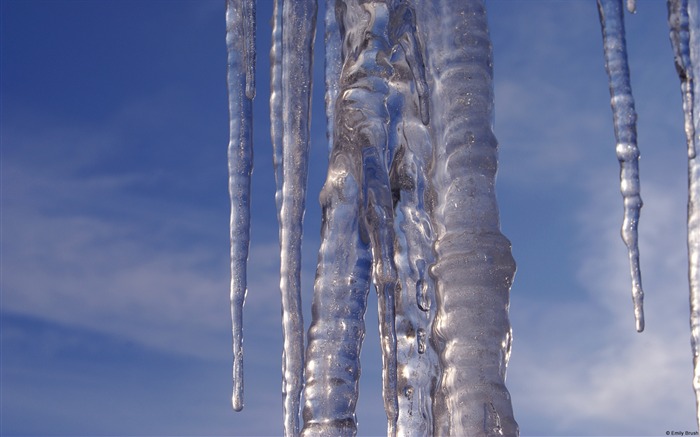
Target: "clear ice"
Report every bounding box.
[226,0,700,434]
[226,0,255,412]
[271,0,318,434]
[597,0,645,333]
[668,0,700,429]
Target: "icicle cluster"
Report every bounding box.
[226,0,700,434]
[227,0,516,435]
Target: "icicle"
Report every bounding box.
[412,1,519,435]
[301,189,372,437]
[271,0,283,213]
[273,0,318,434]
[243,0,256,99]
[386,2,440,434]
[597,0,645,333]
[668,0,696,159]
[303,1,401,434]
[689,1,700,429]
[627,0,637,13]
[226,0,255,412]
[325,0,341,155]
[669,0,700,428]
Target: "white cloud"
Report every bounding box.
[2,108,288,360]
[508,169,697,435]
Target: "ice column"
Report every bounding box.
[597,0,645,332]
[412,1,518,435]
[226,0,255,412]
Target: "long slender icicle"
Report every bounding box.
[226,0,255,412]
[413,1,518,435]
[274,0,318,434]
[669,0,700,428]
[689,2,700,429]
[688,1,700,426]
[597,0,645,333]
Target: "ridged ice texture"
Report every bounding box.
[272,0,318,434]
[597,0,645,333]
[412,1,518,435]
[226,0,255,412]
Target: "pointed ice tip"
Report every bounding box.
[626,0,636,14]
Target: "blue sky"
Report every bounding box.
[1,0,697,435]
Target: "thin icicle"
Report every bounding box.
[325,0,341,155]
[226,0,254,412]
[597,0,645,333]
[670,0,700,428]
[689,1,700,429]
[271,0,283,213]
[627,0,637,13]
[243,0,256,99]
[275,0,318,434]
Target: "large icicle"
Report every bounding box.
[669,0,700,428]
[226,0,255,412]
[386,2,440,435]
[274,0,318,434]
[413,1,518,435]
[302,1,400,434]
[597,0,645,333]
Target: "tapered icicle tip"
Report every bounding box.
[232,393,243,412]
[232,348,244,411]
[626,0,636,13]
[635,310,644,332]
